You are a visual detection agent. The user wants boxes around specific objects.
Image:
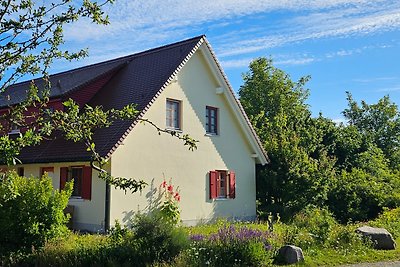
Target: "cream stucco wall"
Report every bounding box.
[5,162,107,232]
[110,48,257,226]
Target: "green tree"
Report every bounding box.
[343,92,400,170]
[239,58,336,219]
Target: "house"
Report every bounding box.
[0,36,268,232]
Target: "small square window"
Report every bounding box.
[166,99,181,130]
[206,106,218,134]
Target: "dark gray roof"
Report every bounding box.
[3,35,204,163]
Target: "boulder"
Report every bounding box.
[276,245,304,265]
[356,226,396,250]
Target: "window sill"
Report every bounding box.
[205,133,219,137]
[213,197,229,201]
[69,197,85,203]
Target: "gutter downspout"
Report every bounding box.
[105,181,111,232]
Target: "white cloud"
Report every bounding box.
[375,86,400,92]
[353,77,398,83]
[58,0,400,71]
[217,2,400,57]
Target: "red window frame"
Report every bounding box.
[60,165,92,200]
[41,167,54,176]
[209,170,236,199]
[206,106,218,134]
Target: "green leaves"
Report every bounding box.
[240,57,335,218]
[0,0,112,92]
[241,57,400,223]
[0,171,72,254]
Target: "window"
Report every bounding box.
[8,122,20,135]
[166,99,181,130]
[209,170,236,199]
[17,167,24,176]
[41,167,54,176]
[206,106,218,134]
[60,166,92,200]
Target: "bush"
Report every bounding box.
[126,213,189,265]
[370,207,400,238]
[34,233,111,267]
[327,168,400,223]
[184,224,274,266]
[275,207,368,251]
[0,171,72,255]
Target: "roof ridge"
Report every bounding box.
[9,35,206,88]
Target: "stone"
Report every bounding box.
[276,245,304,265]
[356,226,396,250]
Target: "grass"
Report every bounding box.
[4,208,400,266]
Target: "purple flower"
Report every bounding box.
[190,234,205,241]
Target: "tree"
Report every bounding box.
[0,1,198,193]
[239,58,336,219]
[343,92,400,170]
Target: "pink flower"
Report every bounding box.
[161,180,167,188]
[167,185,173,192]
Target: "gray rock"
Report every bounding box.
[276,245,304,265]
[356,226,396,250]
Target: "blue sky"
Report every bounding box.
[56,0,400,121]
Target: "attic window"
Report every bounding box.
[166,99,181,130]
[206,106,218,135]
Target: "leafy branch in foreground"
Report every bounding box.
[52,99,198,193]
[0,0,113,92]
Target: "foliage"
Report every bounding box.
[184,224,274,267]
[328,168,400,223]
[0,0,112,92]
[241,57,400,223]
[33,233,111,267]
[0,171,72,255]
[370,207,400,239]
[126,212,189,265]
[159,179,181,225]
[343,92,400,169]
[0,0,198,194]
[7,214,400,267]
[240,58,336,218]
[274,206,367,253]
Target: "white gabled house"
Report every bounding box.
[0,36,268,232]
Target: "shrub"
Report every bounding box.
[127,213,189,265]
[184,224,274,266]
[370,207,400,238]
[34,233,111,267]
[0,171,72,255]
[275,207,370,251]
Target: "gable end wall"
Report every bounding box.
[109,50,257,225]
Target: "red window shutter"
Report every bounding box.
[60,167,68,190]
[229,171,236,199]
[209,170,218,199]
[81,166,92,200]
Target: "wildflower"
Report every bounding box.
[160,180,167,188]
[167,184,173,192]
